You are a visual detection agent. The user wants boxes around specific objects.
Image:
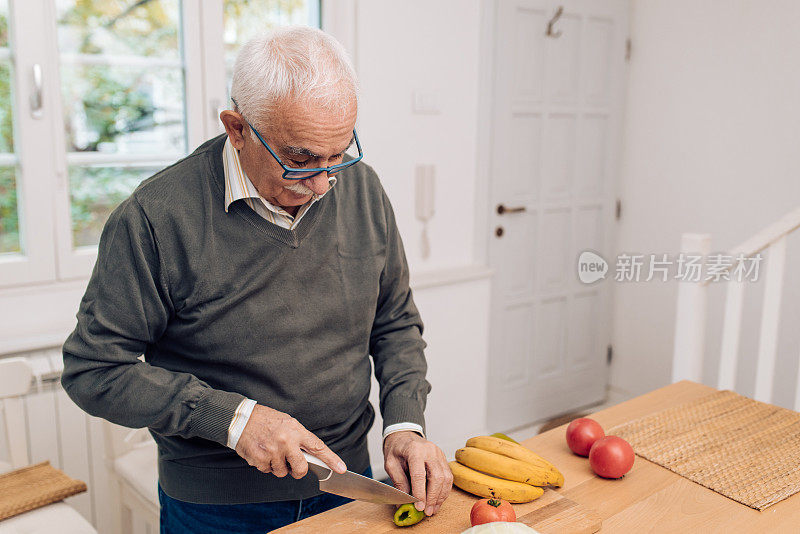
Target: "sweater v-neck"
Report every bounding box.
[205,134,327,248]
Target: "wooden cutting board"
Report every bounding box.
[274,486,601,533]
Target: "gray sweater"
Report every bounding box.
[61,134,431,504]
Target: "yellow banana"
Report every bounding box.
[490,432,519,444]
[449,461,544,503]
[466,436,565,487]
[456,447,556,487]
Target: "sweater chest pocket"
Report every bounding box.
[336,244,385,333]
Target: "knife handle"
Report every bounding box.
[302,452,333,481]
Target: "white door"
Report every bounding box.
[487,0,629,431]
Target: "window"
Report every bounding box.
[57,0,187,250]
[0,0,321,288]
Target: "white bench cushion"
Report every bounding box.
[0,502,96,534]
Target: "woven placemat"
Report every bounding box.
[0,461,87,521]
[609,389,800,511]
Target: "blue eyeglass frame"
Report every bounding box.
[230,98,363,180]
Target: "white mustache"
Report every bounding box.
[284,181,315,196]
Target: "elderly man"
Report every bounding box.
[61,26,452,532]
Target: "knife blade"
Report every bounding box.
[302,452,417,505]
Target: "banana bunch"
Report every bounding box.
[449,435,565,503]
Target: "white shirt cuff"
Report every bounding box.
[227,398,257,449]
[383,422,425,441]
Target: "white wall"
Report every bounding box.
[352,0,482,272]
[613,0,800,406]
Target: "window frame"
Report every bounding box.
[0,0,58,286]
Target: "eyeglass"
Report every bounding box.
[230,98,363,180]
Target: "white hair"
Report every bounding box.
[231,26,358,133]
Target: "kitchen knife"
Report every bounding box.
[302,452,417,505]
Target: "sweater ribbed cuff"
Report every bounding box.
[382,394,426,435]
[189,388,247,446]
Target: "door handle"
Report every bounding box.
[497,204,527,215]
[546,6,564,38]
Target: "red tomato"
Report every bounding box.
[589,436,635,478]
[470,498,516,526]
[565,418,605,456]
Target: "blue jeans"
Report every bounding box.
[158,467,372,534]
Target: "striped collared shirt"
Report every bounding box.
[220,136,424,450]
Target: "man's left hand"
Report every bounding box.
[383,431,453,516]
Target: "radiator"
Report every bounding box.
[0,348,119,534]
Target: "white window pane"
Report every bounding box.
[70,165,160,247]
[0,1,20,255]
[60,64,186,154]
[55,0,181,59]
[56,1,188,249]
[0,166,18,254]
[0,61,12,154]
[0,2,7,48]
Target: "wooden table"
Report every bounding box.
[276,381,800,532]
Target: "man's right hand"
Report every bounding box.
[235,404,347,479]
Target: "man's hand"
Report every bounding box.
[383,431,453,516]
[235,404,346,479]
